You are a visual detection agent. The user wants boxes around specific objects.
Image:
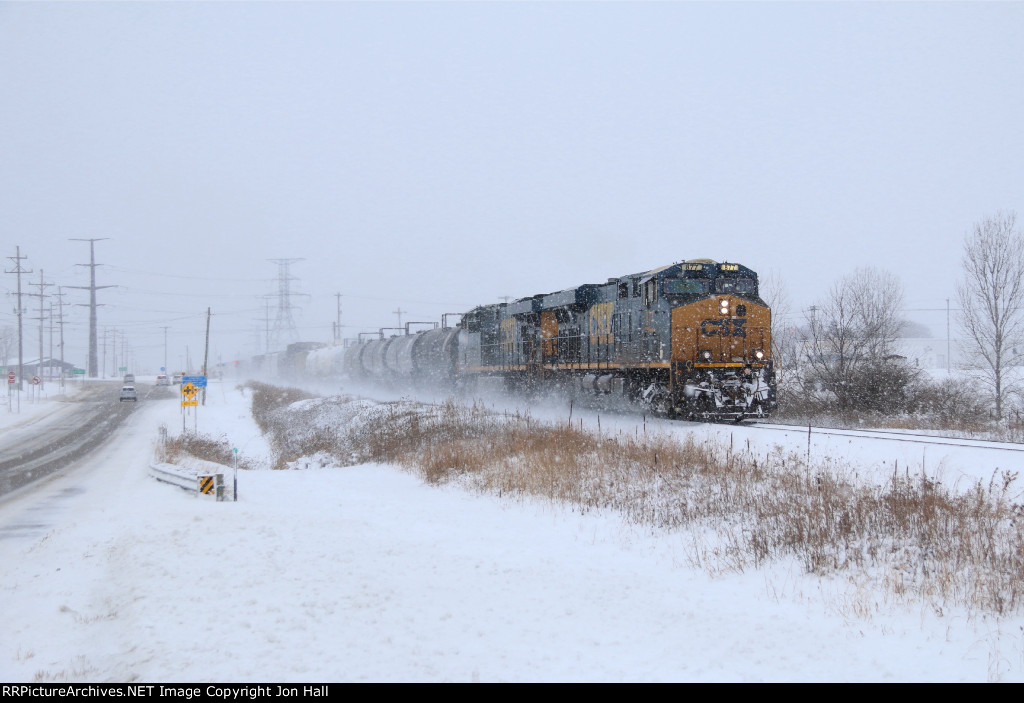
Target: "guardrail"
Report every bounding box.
[149,461,233,501]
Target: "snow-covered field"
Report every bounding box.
[1,379,1023,682]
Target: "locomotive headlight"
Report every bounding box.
[754,349,764,360]
[699,349,713,362]
[719,299,730,314]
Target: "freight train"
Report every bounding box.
[276,259,776,421]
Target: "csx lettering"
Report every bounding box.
[700,318,746,337]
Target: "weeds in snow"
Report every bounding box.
[246,382,1024,617]
[155,425,257,471]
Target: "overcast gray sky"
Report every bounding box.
[2,1,1022,374]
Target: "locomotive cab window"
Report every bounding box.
[643,279,658,305]
[663,278,708,296]
[713,278,757,296]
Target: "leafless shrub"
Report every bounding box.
[243,381,318,434]
[776,374,996,437]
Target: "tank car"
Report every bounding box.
[343,325,461,392]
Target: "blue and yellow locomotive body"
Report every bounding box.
[456,259,775,420]
[328,258,776,421]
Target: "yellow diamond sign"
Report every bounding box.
[180,382,199,400]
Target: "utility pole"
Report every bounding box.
[68,238,113,378]
[946,298,951,376]
[108,328,116,377]
[263,297,271,354]
[161,326,169,373]
[48,302,53,385]
[202,307,211,406]
[394,307,405,330]
[56,287,67,391]
[334,292,342,344]
[28,270,52,390]
[5,246,31,406]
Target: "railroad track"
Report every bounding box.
[744,421,1024,454]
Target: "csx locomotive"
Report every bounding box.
[301,259,776,421]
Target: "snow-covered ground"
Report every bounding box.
[1,379,1023,682]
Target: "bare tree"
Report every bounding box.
[0,326,13,368]
[956,211,1024,420]
[759,269,797,381]
[805,267,910,411]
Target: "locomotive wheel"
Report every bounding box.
[694,395,715,422]
[650,392,673,418]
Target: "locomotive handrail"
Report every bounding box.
[442,313,463,329]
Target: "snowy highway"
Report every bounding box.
[0,382,164,498]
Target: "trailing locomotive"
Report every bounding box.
[307,259,776,421]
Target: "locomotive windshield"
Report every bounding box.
[713,278,757,296]
[663,278,708,295]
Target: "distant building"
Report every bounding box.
[1,358,81,379]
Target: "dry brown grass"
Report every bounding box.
[251,383,1024,617]
[156,426,257,471]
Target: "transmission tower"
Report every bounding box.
[68,238,114,378]
[267,258,306,351]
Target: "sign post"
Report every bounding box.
[182,377,206,430]
[233,447,238,502]
[180,381,200,432]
